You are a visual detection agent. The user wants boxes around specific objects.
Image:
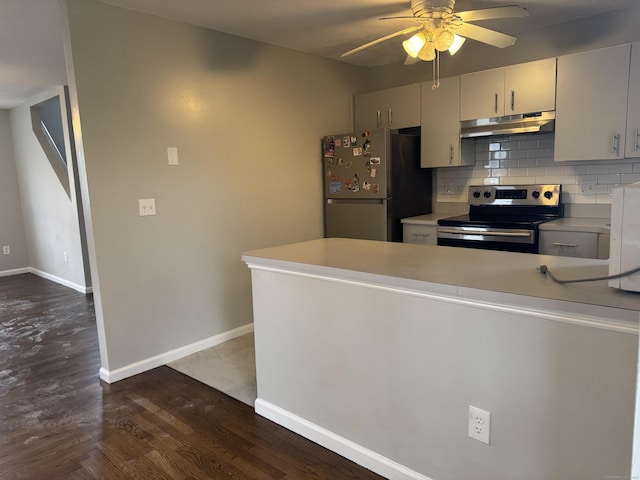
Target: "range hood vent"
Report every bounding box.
[460,111,555,138]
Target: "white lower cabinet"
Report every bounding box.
[540,231,604,259]
[403,224,438,245]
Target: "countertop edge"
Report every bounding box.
[242,239,640,329]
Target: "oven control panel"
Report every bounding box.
[468,184,561,206]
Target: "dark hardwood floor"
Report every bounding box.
[0,274,385,479]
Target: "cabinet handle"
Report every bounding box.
[376,110,381,128]
[635,128,640,152]
[552,242,577,248]
[510,90,515,111]
[449,144,454,164]
[494,93,498,114]
[388,108,392,126]
[612,132,621,156]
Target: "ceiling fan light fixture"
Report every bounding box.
[402,32,427,58]
[434,29,454,51]
[417,41,436,61]
[448,34,466,55]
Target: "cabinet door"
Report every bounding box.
[354,90,387,132]
[421,77,474,168]
[386,84,421,129]
[403,224,438,245]
[540,231,599,258]
[354,84,420,133]
[626,42,640,158]
[460,68,504,121]
[505,58,556,115]
[598,233,610,260]
[555,44,631,161]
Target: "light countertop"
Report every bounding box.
[401,213,457,225]
[243,238,640,326]
[540,217,612,233]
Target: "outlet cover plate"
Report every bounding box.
[138,198,156,216]
[468,405,491,444]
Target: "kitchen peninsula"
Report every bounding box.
[242,238,639,480]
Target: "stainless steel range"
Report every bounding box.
[437,184,563,253]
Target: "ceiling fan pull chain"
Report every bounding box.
[432,50,441,90]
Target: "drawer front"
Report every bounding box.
[539,231,598,258]
[403,224,437,245]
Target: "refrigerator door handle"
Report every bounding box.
[327,198,386,205]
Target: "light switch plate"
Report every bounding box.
[167,147,179,166]
[139,198,156,216]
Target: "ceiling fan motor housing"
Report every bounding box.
[411,0,456,18]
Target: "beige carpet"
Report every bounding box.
[168,333,257,407]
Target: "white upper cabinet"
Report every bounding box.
[354,84,421,133]
[460,68,504,120]
[555,44,631,162]
[504,58,557,115]
[625,42,640,158]
[421,77,474,168]
[460,58,557,121]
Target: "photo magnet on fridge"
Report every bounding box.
[324,137,335,158]
[342,136,350,148]
[363,138,371,156]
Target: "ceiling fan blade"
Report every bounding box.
[455,23,517,48]
[379,16,421,20]
[457,5,529,22]
[341,26,423,57]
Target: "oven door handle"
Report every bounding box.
[438,228,533,238]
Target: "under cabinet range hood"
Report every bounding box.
[460,111,555,138]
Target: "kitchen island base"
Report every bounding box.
[244,239,638,480]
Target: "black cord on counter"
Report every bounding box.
[537,264,640,284]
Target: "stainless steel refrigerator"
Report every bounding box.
[322,128,432,242]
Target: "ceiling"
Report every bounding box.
[0,0,638,108]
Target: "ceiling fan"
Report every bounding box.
[341,0,529,64]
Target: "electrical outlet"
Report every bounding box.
[468,405,491,444]
[580,182,596,194]
[2,245,10,255]
[138,198,157,216]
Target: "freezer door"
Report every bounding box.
[325,199,388,241]
[322,130,388,199]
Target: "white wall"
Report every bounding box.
[251,267,637,480]
[0,109,28,273]
[62,0,368,374]
[10,87,87,290]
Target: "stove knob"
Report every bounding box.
[473,191,481,198]
[532,191,540,199]
[483,191,491,198]
[544,191,553,199]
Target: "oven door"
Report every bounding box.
[437,226,538,253]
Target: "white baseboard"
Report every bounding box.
[255,399,434,480]
[0,267,30,278]
[29,268,90,294]
[99,322,254,384]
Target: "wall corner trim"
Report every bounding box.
[98,322,254,384]
[254,398,434,480]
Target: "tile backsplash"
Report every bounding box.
[436,133,640,205]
